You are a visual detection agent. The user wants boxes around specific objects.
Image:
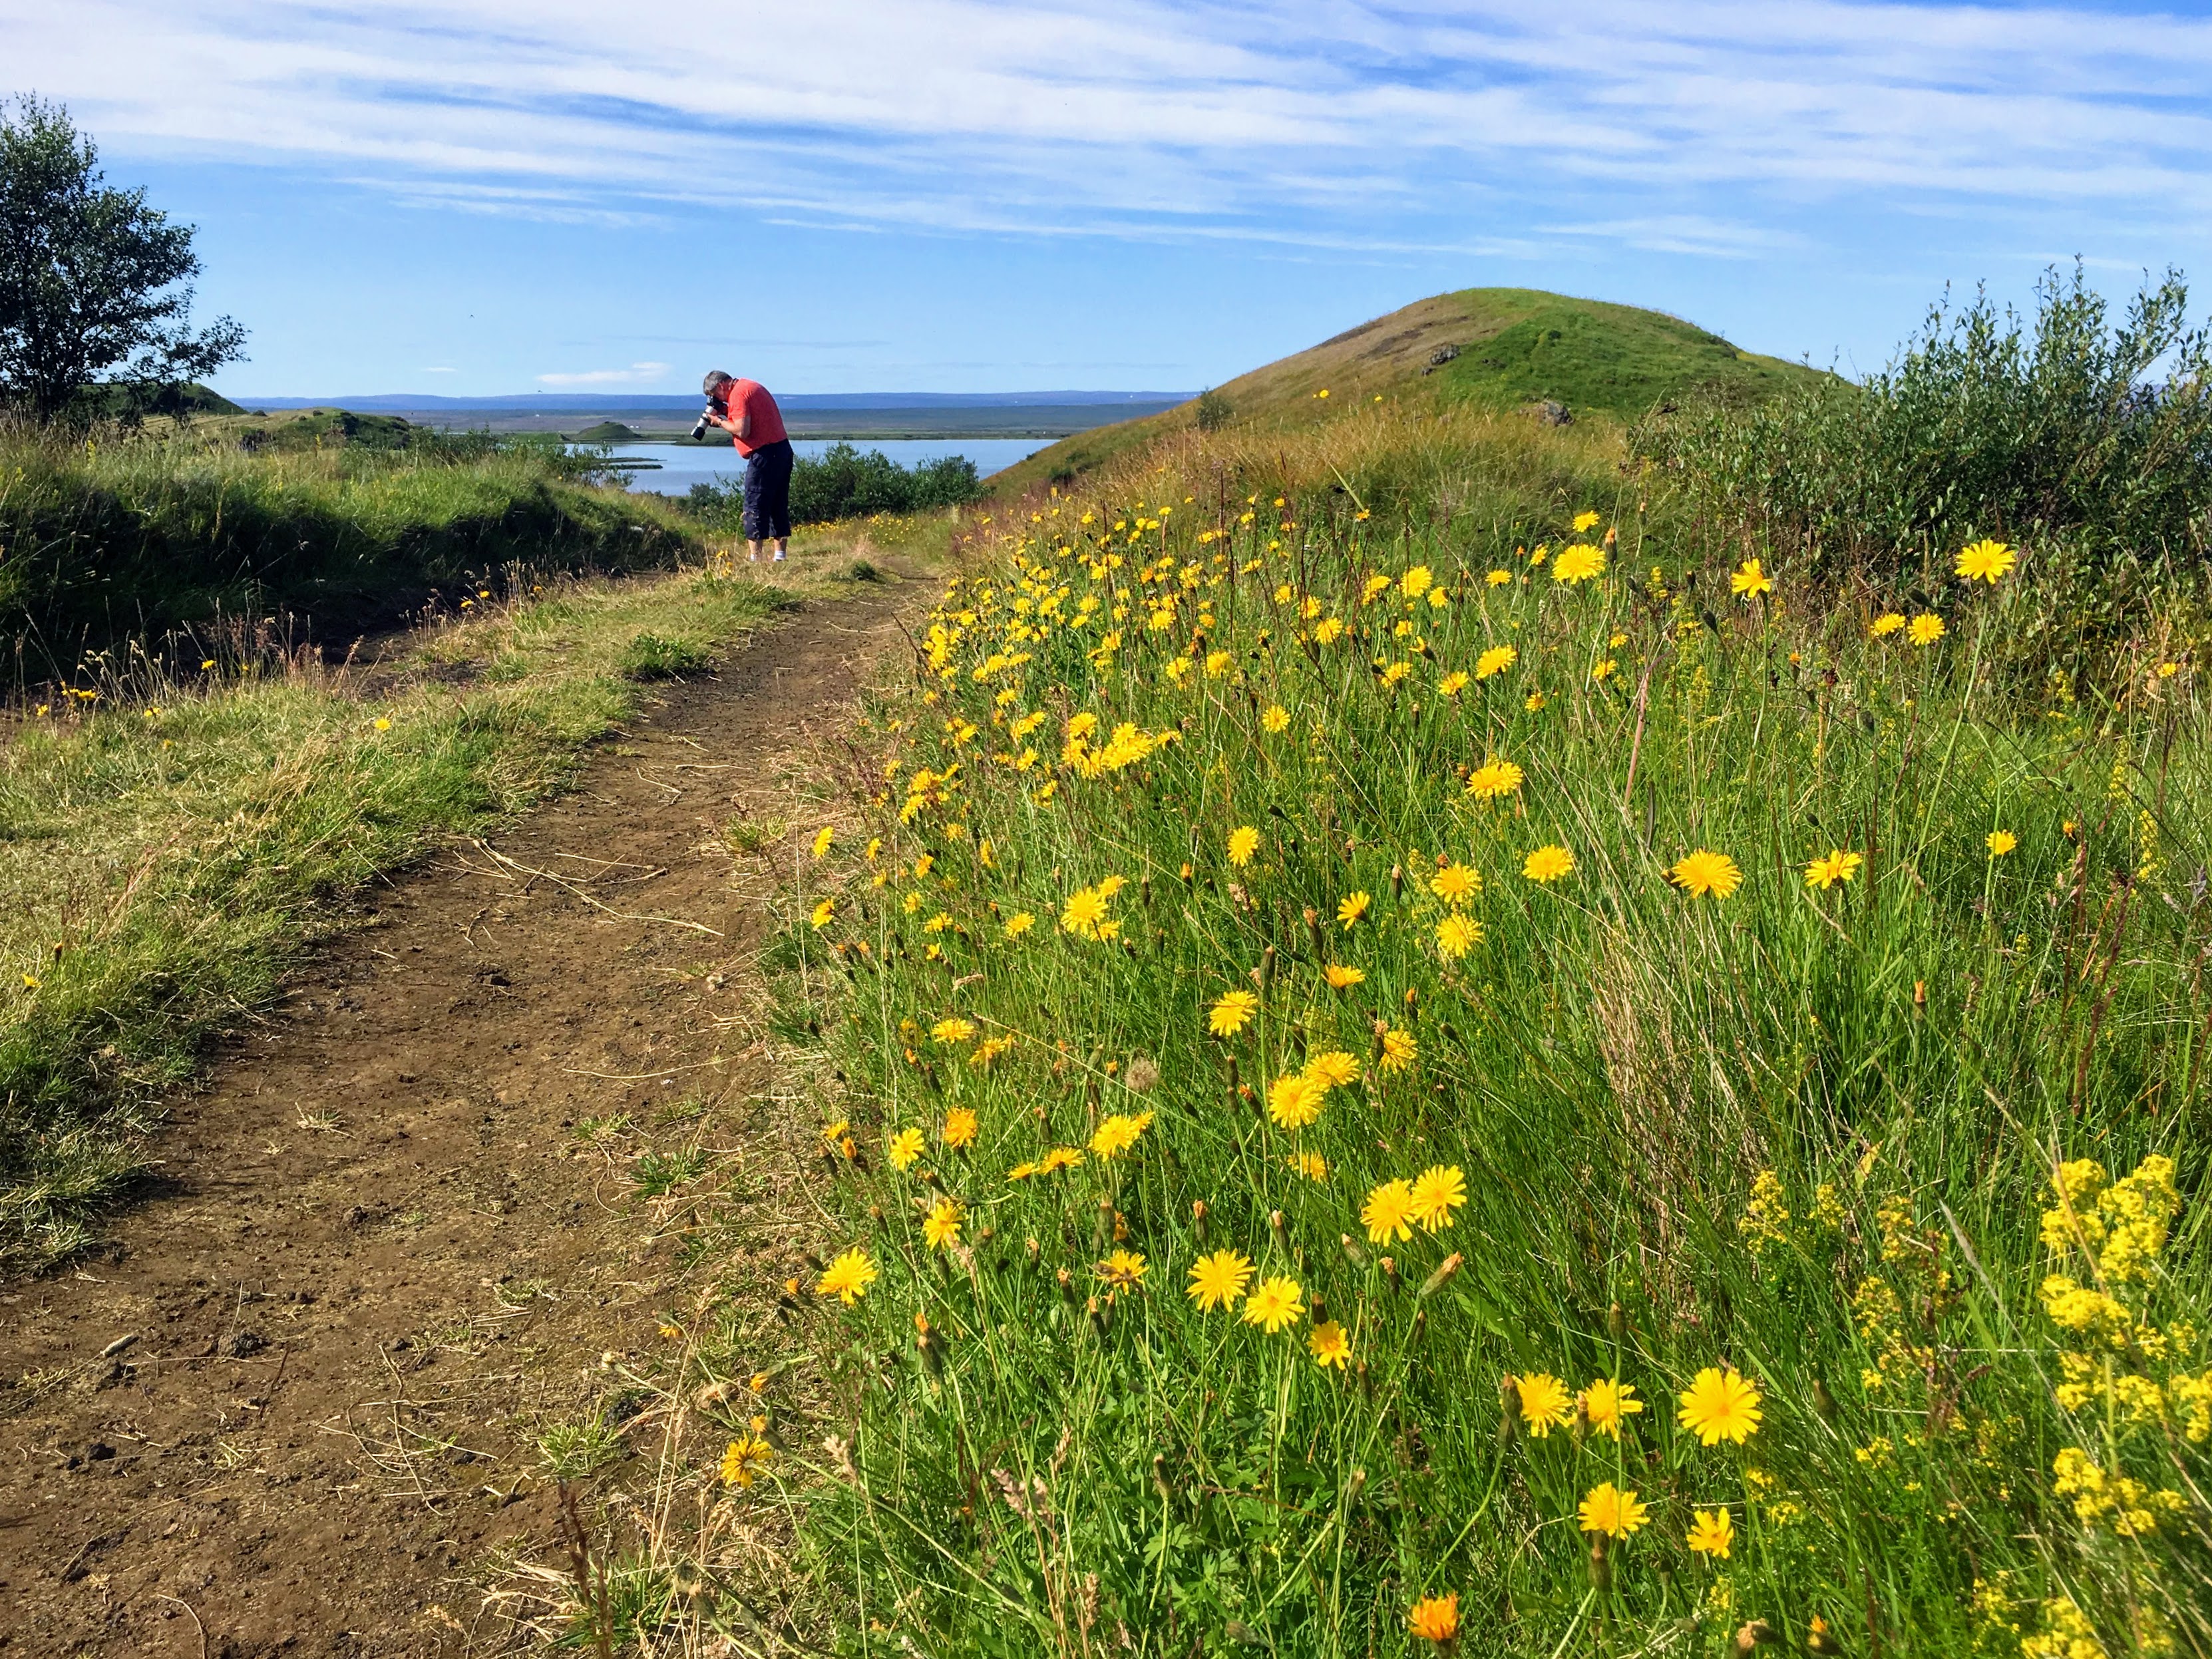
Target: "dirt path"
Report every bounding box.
[0,568,920,1656]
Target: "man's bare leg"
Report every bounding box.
[747,539,763,563]
[773,537,789,562]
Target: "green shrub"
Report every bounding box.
[1636,265,2212,617]
[683,442,984,530]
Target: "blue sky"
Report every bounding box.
[9,0,2212,397]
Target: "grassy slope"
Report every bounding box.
[641,403,2212,1655]
[0,427,697,671]
[993,286,1821,497]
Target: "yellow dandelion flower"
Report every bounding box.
[1187,1249,1255,1311]
[1803,849,1862,890]
[1407,1164,1466,1232]
[1670,849,1744,898]
[1262,704,1291,732]
[887,1128,925,1171]
[1870,612,1907,637]
[1241,1275,1304,1333]
[721,1435,775,1487]
[1730,558,1772,600]
[1432,862,1481,905]
[931,1017,976,1045]
[1572,510,1601,532]
[1954,538,2016,584]
[1553,543,1606,584]
[1309,1319,1352,1368]
[1513,1372,1574,1436]
[1686,1507,1734,1559]
[1090,1111,1154,1159]
[1096,1249,1148,1290]
[816,1246,878,1305]
[1485,568,1512,587]
[1436,912,1483,960]
[1475,644,1519,679]
[1287,1150,1328,1181]
[811,826,834,858]
[1523,844,1574,883]
[1909,613,1946,646]
[1227,825,1261,866]
[1986,829,2018,857]
[1580,1378,1645,1438]
[1408,1592,1460,1644]
[942,1107,979,1149]
[1438,670,1470,696]
[811,897,836,930]
[1378,1027,1417,1072]
[1324,963,1366,990]
[1466,759,1524,801]
[1305,1050,1361,1090]
[1004,910,1035,938]
[1578,1482,1649,1539]
[1209,988,1260,1036]
[1337,890,1372,929]
[1678,1366,1763,1445]
[1268,1073,1326,1129]
[924,1196,964,1250]
[1364,1179,1417,1243]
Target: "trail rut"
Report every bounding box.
[0,569,920,1656]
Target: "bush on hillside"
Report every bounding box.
[683,441,983,530]
[1636,266,2212,605]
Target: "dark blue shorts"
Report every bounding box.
[743,439,794,540]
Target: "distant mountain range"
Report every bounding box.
[233,391,1192,412]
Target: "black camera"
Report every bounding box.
[691,409,716,441]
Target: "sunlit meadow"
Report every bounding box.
[723,411,2209,1656]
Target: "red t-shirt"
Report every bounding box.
[719,379,787,457]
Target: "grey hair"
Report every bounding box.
[701,369,733,394]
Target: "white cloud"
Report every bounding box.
[9,0,2212,242]
[536,361,671,387]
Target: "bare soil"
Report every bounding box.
[0,569,919,1656]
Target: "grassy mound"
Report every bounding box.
[720,427,2211,1653]
[0,424,698,670]
[996,287,1820,495]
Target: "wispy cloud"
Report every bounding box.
[536,361,671,387]
[11,1,2212,249]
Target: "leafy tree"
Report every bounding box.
[0,96,246,421]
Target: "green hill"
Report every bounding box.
[573,421,645,443]
[996,286,1821,494]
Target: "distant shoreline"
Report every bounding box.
[222,397,1184,445]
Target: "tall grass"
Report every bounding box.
[713,445,2211,1655]
[0,569,789,1271]
[0,420,698,673]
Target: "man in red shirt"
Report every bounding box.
[701,370,793,562]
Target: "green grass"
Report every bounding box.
[0,420,701,668]
[663,448,2212,1656]
[0,570,791,1272]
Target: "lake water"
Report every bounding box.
[600,438,1050,496]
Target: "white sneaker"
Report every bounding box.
[773,551,787,562]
